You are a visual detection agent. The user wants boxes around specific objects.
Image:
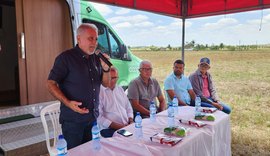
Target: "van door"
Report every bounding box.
[15,0,73,105]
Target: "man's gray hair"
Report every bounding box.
[139,60,152,69]
[77,23,98,35]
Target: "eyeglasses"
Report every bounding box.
[140,68,153,71]
[111,77,118,80]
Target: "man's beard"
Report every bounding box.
[88,47,96,55]
[174,71,182,76]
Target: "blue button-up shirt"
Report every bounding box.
[48,45,103,123]
[164,73,193,104]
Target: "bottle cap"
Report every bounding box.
[58,134,64,139]
[136,112,140,115]
[92,121,97,126]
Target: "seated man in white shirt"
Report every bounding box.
[98,67,134,137]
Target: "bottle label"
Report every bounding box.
[92,132,100,140]
[135,122,142,128]
[57,147,67,155]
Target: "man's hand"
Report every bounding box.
[96,50,110,71]
[212,102,223,110]
[67,101,89,114]
[128,118,134,124]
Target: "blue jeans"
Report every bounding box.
[201,98,231,114]
[62,120,95,149]
[100,128,116,138]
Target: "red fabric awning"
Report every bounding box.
[88,0,270,19]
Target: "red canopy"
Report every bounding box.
[87,0,270,61]
[88,0,270,19]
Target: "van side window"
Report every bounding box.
[108,30,121,59]
[96,25,110,55]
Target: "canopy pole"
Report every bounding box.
[181,18,185,62]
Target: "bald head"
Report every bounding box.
[76,23,98,55]
[77,23,98,36]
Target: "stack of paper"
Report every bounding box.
[179,119,207,127]
[199,107,217,113]
[150,133,182,146]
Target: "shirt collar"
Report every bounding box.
[101,84,115,91]
[139,75,153,86]
[75,44,94,58]
[196,69,208,77]
[172,72,183,79]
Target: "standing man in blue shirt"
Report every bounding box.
[164,60,196,106]
[47,23,110,149]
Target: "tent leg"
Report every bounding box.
[181,18,185,62]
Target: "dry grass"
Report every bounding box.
[133,49,270,156]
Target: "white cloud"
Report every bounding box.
[246,13,270,25]
[115,22,132,28]
[134,21,154,27]
[170,19,192,28]
[203,18,238,30]
[264,13,270,21]
[91,2,113,16]
[108,14,149,24]
[129,15,149,23]
[115,8,130,15]
[108,16,125,24]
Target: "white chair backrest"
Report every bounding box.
[40,101,61,156]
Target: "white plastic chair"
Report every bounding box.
[40,101,61,156]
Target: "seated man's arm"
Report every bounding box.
[156,81,166,112]
[166,90,187,106]
[109,122,126,130]
[130,99,150,116]
[157,95,166,112]
[188,89,196,101]
[128,117,134,124]
[123,89,134,124]
[128,80,150,116]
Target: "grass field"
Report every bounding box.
[133,49,270,156]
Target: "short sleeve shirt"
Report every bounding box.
[128,76,162,110]
[164,73,193,104]
[48,45,103,123]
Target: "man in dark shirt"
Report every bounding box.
[47,23,110,149]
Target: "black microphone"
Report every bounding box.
[95,49,113,67]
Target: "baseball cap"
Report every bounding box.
[200,57,210,67]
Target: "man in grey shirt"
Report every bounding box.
[128,60,166,118]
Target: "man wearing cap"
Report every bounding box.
[189,57,231,114]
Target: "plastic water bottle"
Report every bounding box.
[134,112,143,139]
[195,96,201,116]
[56,135,67,156]
[172,95,178,115]
[167,102,175,127]
[91,121,101,151]
[149,101,156,122]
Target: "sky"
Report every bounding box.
[92,2,270,47]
